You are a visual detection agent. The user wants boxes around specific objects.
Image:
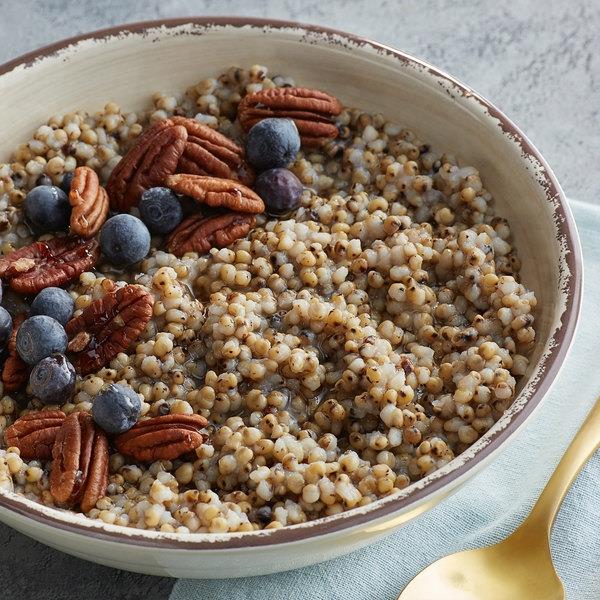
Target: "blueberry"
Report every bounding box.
[0,307,12,348]
[60,172,74,195]
[92,383,142,434]
[16,315,68,365]
[30,287,74,325]
[29,354,75,405]
[246,118,300,172]
[23,185,71,234]
[99,214,151,267]
[139,187,183,235]
[254,168,303,216]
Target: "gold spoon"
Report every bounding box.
[398,396,600,600]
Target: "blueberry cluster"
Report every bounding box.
[21,115,304,273]
[0,285,141,432]
[1,114,306,437]
[14,298,75,405]
[23,178,152,267]
[245,118,304,216]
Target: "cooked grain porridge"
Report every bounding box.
[0,65,536,533]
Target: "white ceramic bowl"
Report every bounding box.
[0,18,582,578]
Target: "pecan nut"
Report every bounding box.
[171,117,254,185]
[115,414,208,461]
[69,166,110,237]
[66,284,154,375]
[50,412,109,512]
[166,212,255,257]
[0,237,100,295]
[5,410,66,460]
[106,119,187,212]
[165,174,264,214]
[1,313,28,393]
[237,86,343,146]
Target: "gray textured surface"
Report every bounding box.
[0,1,598,598]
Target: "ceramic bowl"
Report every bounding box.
[0,18,582,579]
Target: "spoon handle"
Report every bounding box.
[522,395,600,535]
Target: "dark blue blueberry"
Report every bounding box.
[99,214,151,266]
[92,383,142,434]
[16,315,68,365]
[60,172,74,195]
[139,187,183,235]
[254,168,303,216]
[23,185,71,234]
[29,354,76,405]
[246,118,300,172]
[0,306,12,348]
[30,287,74,325]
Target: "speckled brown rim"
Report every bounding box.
[0,17,583,551]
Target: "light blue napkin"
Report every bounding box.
[171,199,600,600]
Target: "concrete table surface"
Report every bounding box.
[0,1,598,598]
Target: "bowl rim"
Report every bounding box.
[0,16,582,550]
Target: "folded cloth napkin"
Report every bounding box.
[171,199,600,600]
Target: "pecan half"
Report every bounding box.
[171,117,253,185]
[50,412,109,512]
[237,86,343,146]
[106,119,187,212]
[165,174,264,214]
[66,284,154,375]
[166,212,255,257]
[115,414,208,461]
[69,166,110,237]
[5,410,66,459]
[0,237,100,295]
[1,313,27,393]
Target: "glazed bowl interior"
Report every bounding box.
[0,19,581,547]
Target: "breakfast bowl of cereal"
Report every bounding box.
[0,18,581,578]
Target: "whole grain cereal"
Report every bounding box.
[0,65,536,533]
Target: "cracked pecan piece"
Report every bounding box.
[65,284,154,375]
[69,166,110,237]
[1,313,28,393]
[237,86,343,146]
[0,237,100,295]
[115,414,208,461]
[106,119,187,212]
[166,212,255,257]
[165,174,264,214]
[50,412,109,512]
[5,410,66,460]
[171,116,254,185]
